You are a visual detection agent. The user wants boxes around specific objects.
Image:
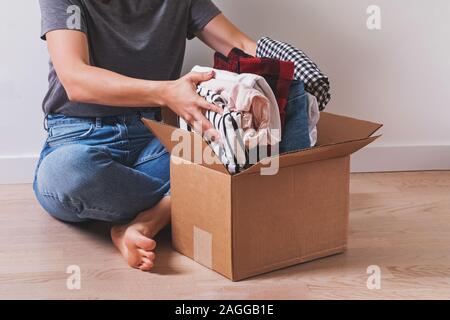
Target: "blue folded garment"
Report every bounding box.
[280,80,312,154]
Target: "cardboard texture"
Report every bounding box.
[142,112,382,281]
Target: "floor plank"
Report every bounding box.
[1,171,449,299]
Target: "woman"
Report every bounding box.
[35,0,257,271]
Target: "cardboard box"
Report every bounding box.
[143,112,382,281]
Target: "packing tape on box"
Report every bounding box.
[193,226,212,269]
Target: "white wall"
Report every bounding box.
[0,1,49,183]
[1,0,450,183]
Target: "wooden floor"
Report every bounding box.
[1,171,450,300]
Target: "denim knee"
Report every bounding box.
[34,144,110,222]
[34,143,170,223]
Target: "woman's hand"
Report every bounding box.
[162,71,223,141]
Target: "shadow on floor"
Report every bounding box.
[65,221,185,276]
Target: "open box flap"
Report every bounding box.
[235,135,381,177]
[143,112,383,178]
[142,118,230,175]
[317,112,383,145]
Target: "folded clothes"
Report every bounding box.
[193,65,281,145]
[214,48,294,128]
[179,66,282,174]
[179,107,247,174]
[256,37,331,111]
[280,80,311,154]
[179,37,328,172]
[198,78,270,133]
[214,47,321,150]
[196,86,227,109]
[307,93,320,147]
[195,85,259,149]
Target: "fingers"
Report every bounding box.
[191,110,221,142]
[192,110,212,132]
[187,70,215,84]
[184,101,222,142]
[182,70,222,142]
[197,97,224,115]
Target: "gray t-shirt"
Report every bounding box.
[39,0,221,117]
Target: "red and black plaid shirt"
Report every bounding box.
[213,48,294,128]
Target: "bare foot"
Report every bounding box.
[111,224,157,271]
[111,196,171,271]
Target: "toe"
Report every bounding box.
[128,256,143,269]
[139,258,154,271]
[142,257,152,265]
[138,249,156,260]
[124,228,156,251]
[139,264,152,272]
[129,260,142,269]
[135,234,156,251]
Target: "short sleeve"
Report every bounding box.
[187,0,221,40]
[39,0,87,40]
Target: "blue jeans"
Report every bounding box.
[279,80,311,154]
[33,109,170,224]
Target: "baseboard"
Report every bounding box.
[351,145,450,173]
[0,145,449,184]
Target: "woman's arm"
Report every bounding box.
[196,13,257,57]
[45,30,222,134]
